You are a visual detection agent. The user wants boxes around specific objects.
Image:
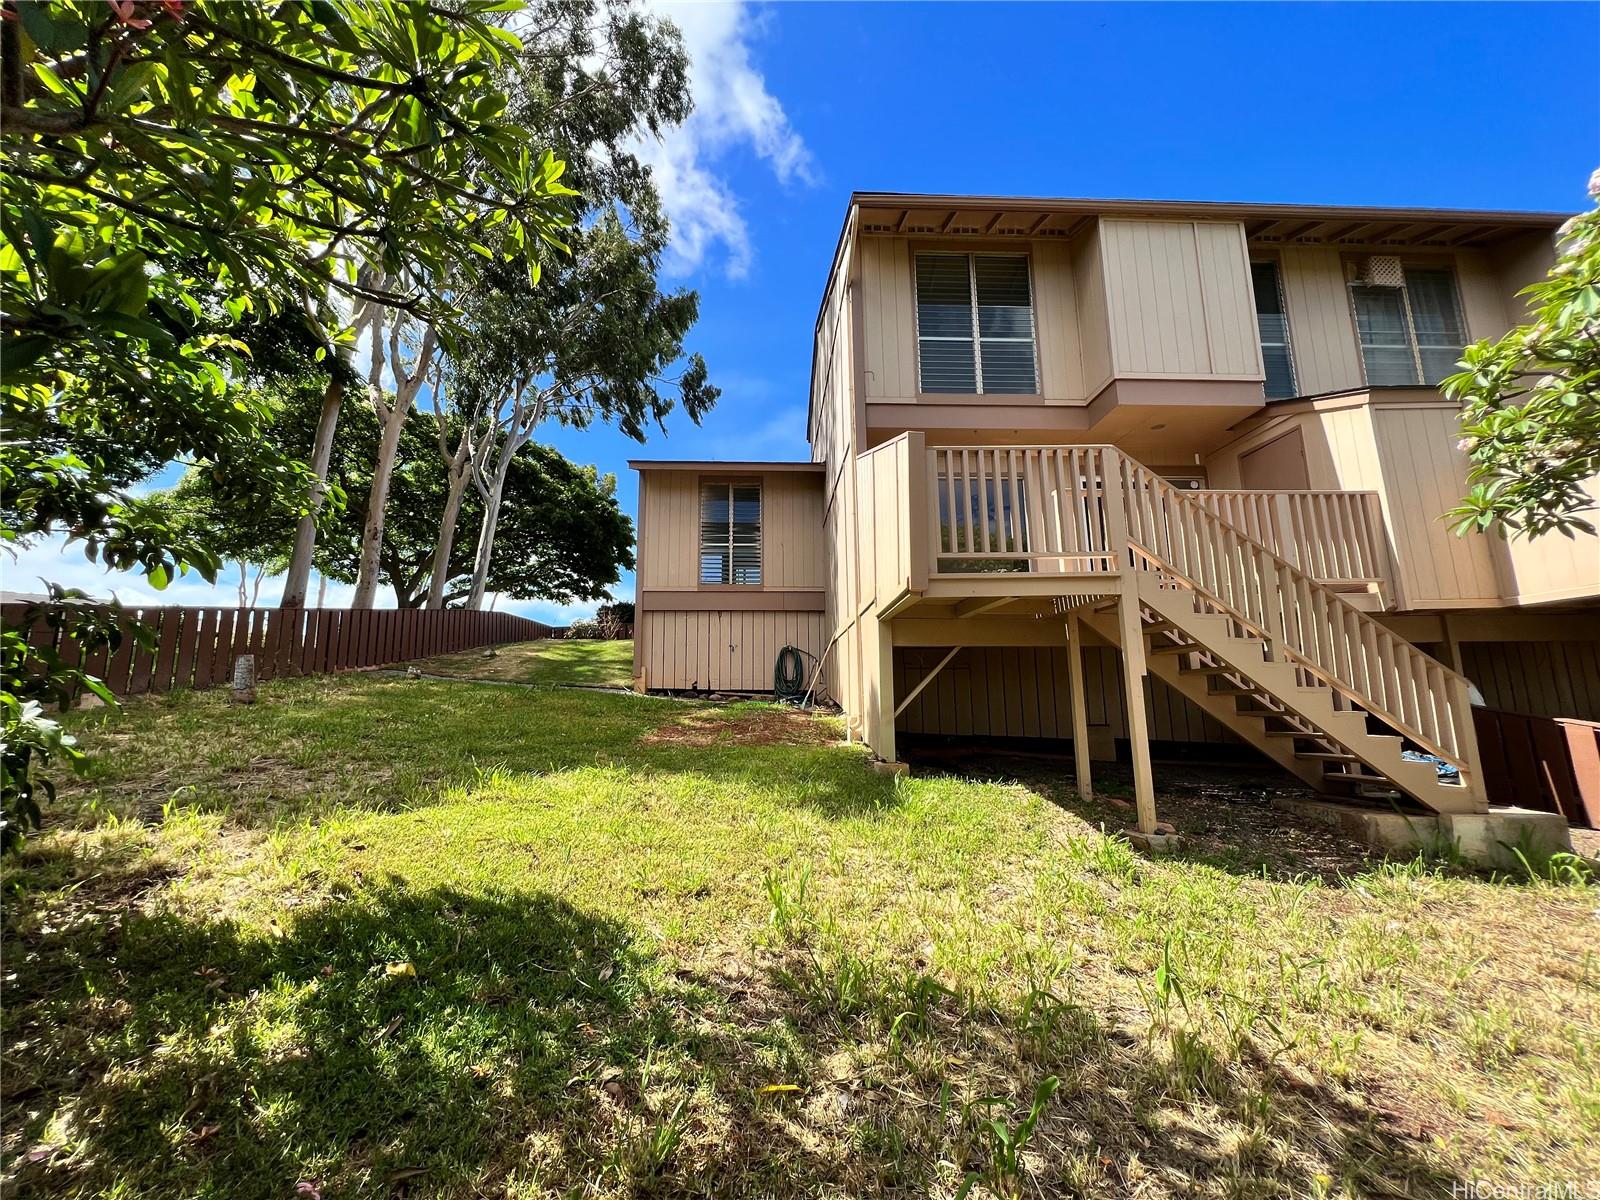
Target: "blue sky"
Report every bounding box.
[11,1,1598,623]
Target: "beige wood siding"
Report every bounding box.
[1277,245,1361,395]
[1489,474,1600,605]
[1461,640,1600,721]
[1100,218,1262,380]
[1455,248,1509,342]
[1032,240,1084,401]
[637,471,824,592]
[894,645,1239,745]
[859,236,917,399]
[762,473,827,588]
[640,610,827,692]
[1368,404,1502,606]
[636,471,699,589]
[1072,226,1113,395]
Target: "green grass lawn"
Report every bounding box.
[406,637,634,688]
[3,644,1597,1199]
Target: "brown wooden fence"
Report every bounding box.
[3,604,556,699]
[1474,706,1600,828]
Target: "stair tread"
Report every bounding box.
[1296,751,1359,762]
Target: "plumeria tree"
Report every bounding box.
[1447,170,1600,539]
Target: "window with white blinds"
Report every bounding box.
[915,253,1038,394]
[699,483,761,585]
[1350,264,1468,387]
[1250,261,1296,400]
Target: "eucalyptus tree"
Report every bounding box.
[0,0,571,848]
[439,0,717,608]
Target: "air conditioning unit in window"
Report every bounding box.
[1358,255,1405,288]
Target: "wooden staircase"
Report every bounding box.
[1082,576,1481,812]
[1091,454,1486,814]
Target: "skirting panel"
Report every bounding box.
[894,645,1239,745]
[639,609,828,692]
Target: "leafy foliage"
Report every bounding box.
[1,586,145,854]
[1,0,572,850]
[148,389,633,610]
[1446,173,1600,538]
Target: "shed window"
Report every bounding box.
[1349,264,1468,387]
[1250,261,1296,400]
[699,483,761,585]
[915,253,1038,394]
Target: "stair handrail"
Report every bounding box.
[1107,448,1476,774]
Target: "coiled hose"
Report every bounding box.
[774,644,808,703]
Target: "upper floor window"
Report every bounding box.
[1348,260,1468,387]
[699,482,761,585]
[1250,260,1296,400]
[915,253,1038,394]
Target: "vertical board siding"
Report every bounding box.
[1490,474,1600,604]
[893,645,1239,746]
[1196,223,1264,377]
[1100,218,1260,380]
[1071,226,1113,394]
[859,236,917,398]
[1462,640,1600,722]
[636,471,825,592]
[1369,406,1502,606]
[1030,241,1085,401]
[640,610,827,693]
[4,605,556,700]
[1277,245,1362,395]
[637,473,700,589]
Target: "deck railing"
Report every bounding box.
[1190,489,1389,595]
[896,440,1474,778]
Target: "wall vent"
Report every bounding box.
[1359,255,1405,287]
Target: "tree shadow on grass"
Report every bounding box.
[3,877,1469,1199]
[904,747,1400,884]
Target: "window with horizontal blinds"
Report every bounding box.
[915,253,1037,395]
[699,483,761,585]
[1404,266,1467,384]
[1349,262,1468,387]
[1250,261,1296,400]
[1351,284,1420,386]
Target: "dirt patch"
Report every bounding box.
[640,708,835,749]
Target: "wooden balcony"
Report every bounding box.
[855,433,1393,610]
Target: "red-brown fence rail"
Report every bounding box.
[1474,706,1600,829]
[3,604,555,699]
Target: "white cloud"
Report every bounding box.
[635,1,813,278]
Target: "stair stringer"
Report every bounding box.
[1078,605,1328,791]
[1107,576,1484,814]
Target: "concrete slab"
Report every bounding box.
[872,759,910,776]
[1272,797,1575,868]
[1441,808,1573,871]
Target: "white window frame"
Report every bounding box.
[698,481,762,586]
[1346,259,1469,388]
[913,251,1040,396]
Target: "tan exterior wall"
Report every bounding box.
[638,610,827,693]
[895,644,1239,746]
[1265,243,1538,398]
[1198,392,1600,611]
[1100,218,1262,379]
[633,467,827,692]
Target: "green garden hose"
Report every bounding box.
[774,644,807,703]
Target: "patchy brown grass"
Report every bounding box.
[640,704,839,749]
[5,659,1598,1199]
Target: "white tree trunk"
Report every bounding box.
[465,455,511,610]
[426,463,472,609]
[351,312,438,610]
[352,395,408,608]
[280,371,343,608]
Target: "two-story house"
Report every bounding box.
[631,192,1599,832]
